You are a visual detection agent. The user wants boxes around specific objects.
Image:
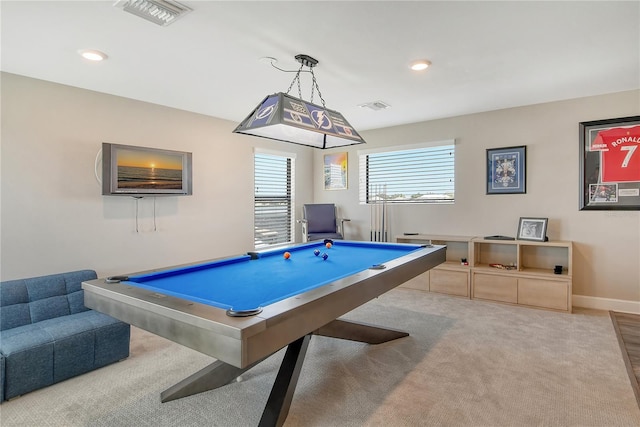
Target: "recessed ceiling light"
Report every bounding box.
[409,60,431,71]
[78,49,108,62]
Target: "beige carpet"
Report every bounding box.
[1,289,640,427]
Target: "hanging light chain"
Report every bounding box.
[283,56,326,108]
[297,67,303,100]
[310,68,326,108]
[285,63,304,97]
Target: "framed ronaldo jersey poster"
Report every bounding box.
[580,115,640,210]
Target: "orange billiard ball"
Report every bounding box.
[283,252,291,259]
[325,242,332,249]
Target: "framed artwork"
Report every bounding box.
[324,152,348,190]
[579,115,640,210]
[486,145,526,194]
[517,217,548,241]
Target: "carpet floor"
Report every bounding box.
[1,289,640,427]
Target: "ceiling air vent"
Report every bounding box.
[114,0,192,26]
[358,100,391,111]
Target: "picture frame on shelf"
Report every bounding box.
[579,115,640,210]
[323,152,348,190]
[516,217,548,242]
[486,145,526,194]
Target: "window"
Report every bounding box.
[254,150,295,248]
[359,140,455,204]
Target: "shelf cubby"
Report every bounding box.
[396,235,473,297]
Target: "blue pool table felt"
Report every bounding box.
[124,241,423,311]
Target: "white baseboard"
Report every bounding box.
[573,294,640,314]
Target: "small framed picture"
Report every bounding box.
[324,152,348,190]
[517,217,548,241]
[486,145,526,194]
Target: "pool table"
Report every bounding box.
[82,240,445,426]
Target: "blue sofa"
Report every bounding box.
[0,270,130,402]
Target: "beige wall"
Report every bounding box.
[315,90,640,306]
[0,73,314,279]
[2,72,639,309]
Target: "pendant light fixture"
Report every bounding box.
[233,54,365,149]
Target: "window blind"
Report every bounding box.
[254,152,294,248]
[359,142,455,204]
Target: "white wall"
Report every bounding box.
[2,73,639,308]
[314,90,640,305]
[1,73,314,279]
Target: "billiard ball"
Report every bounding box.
[325,242,332,249]
[314,249,320,256]
[283,252,291,259]
[322,253,328,260]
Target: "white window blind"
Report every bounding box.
[359,141,455,204]
[254,151,295,248]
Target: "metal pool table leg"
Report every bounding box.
[160,357,266,403]
[314,318,409,344]
[160,322,403,426]
[161,334,312,427]
[258,334,312,427]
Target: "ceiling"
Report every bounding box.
[2,1,639,132]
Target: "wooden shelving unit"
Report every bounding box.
[396,234,574,313]
[471,237,573,313]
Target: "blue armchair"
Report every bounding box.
[298,204,350,242]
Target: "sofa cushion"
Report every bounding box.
[0,323,53,356]
[37,311,129,381]
[39,315,96,383]
[29,296,69,324]
[0,281,31,331]
[0,303,31,331]
[37,312,102,338]
[67,290,88,314]
[26,276,70,323]
[63,270,95,314]
[52,330,94,383]
[88,313,131,367]
[0,325,54,399]
[63,270,93,294]
[25,275,66,300]
[0,280,29,305]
